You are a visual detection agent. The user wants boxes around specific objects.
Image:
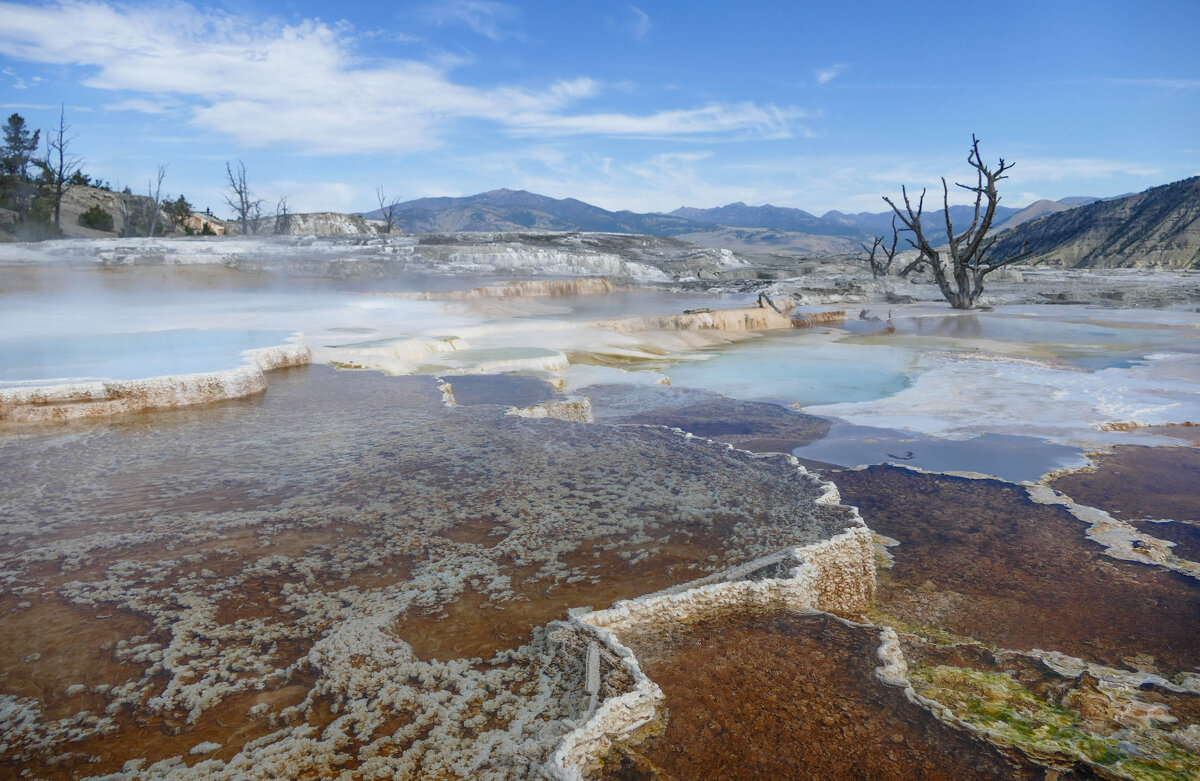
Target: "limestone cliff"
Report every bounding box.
[990,177,1200,269]
[266,211,380,235]
[57,185,163,237]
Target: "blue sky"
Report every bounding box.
[1,0,1197,217]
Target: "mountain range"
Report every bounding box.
[364,189,701,236]
[363,189,1099,251]
[361,179,1200,269]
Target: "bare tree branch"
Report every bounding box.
[376,186,401,234]
[859,215,900,279]
[146,164,166,237]
[881,135,1028,309]
[223,160,264,236]
[273,195,291,235]
[45,105,83,233]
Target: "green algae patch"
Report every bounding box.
[909,664,1200,781]
[864,607,979,648]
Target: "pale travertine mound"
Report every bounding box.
[0,342,311,422]
[395,278,621,300]
[507,397,594,423]
[0,367,267,422]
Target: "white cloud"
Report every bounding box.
[510,103,800,140]
[0,1,802,153]
[814,63,849,85]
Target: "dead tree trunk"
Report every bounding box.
[376,186,400,234]
[45,106,83,234]
[223,161,263,236]
[146,164,166,237]
[860,216,900,279]
[883,135,1031,309]
[757,292,785,314]
[273,196,291,234]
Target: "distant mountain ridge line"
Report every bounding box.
[362,187,1103,245]
[358,181,1198,268]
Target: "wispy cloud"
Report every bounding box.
[0,101,57,111]
[0,1,803,154]
[2,65,42,89]
[814,63,849,85]
[1013,157,1162,180]
[103,97,185,115]
[1105,78,1200,90]
[420,0,520,41]
[509,103,800,140]
[626,6,652,40]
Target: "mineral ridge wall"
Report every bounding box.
[0,342,311,422]
[543,472,876,780]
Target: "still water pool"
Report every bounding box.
[0,329,293,385]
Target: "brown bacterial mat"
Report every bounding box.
[1049,444,1200,523]
[833,465,1200,675]
[605,610,1094,781]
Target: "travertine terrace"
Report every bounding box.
[0,343,312,422]
[3,234,1199,779]
[0,367,869,778]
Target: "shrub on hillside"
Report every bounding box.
[78,204,114,232]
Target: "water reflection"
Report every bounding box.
[794,419,1087,482]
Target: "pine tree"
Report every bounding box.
[1,113,40,222]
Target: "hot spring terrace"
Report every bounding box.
[1,242,1199,779]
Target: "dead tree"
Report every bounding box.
[376,186,401,234]
[273,195,291,234]
[223,160,264,235]
[756,292,785,314]
[883,135,1031,309]
[44,105,83,233]
[860,216,900,279]
[146,164,166,236]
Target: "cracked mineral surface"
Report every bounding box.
[0,366,856,779]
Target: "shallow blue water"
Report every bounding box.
[664,336,914,407]
[793,420,1087,483]
[874,310,1200,370]
[0,329,292,384]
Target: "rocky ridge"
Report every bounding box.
[992,176,1200,269]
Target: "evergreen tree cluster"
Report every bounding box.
[0,111,201,240]
[0,113,44,234]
